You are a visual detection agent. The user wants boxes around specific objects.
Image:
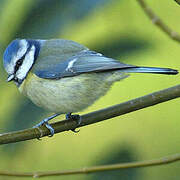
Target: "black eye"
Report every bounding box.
[17,59,23,66]
[14,58,24,72]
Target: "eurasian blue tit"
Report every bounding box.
[3,39,178,136]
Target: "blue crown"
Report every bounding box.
[3,39,23,68]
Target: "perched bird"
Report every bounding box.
[3,39,178,136]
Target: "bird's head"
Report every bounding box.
[3,39,41,85]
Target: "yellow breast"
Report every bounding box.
[18,72,112,113]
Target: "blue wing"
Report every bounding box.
[33,50,135,79]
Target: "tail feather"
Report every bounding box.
[121,67,178,75]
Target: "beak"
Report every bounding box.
[7,74,15,82]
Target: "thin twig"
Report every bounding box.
[0,153,179,178]
[137,0,180,42]
[174,0,180,5]
[0,84,179,145]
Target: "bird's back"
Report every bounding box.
[32,39,88,74]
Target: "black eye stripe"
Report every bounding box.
[14,54,25,72]
[14,44,32,73]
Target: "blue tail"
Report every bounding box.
[121,67,178,75]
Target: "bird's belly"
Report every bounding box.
[19,73,111,113]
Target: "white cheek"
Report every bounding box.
[16,45,35,80]
[6,59,16,74]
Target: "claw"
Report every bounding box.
[71,128,80,133]
[45,122,55,137]
[76,116,82,125]
[66,113,81,133]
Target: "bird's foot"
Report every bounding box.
[33,119,55,137]
[33,113,60,138]
[66,113,81,133]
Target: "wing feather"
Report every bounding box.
[34,50,135,79]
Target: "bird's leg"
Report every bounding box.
[65,112,81,133]
[33,113,60,137]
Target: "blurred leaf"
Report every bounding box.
[2,99,46,155]
[16,0,111,38]
[90,35,151,62]
[88,144,140,180]
[0,0,36,46]
[4,99,46,132]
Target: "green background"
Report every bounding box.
[0,0,179,179]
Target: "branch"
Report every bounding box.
[0,84,179,145]
[137,0,180,42]
[0,153,179,178]
[174,0,180,5]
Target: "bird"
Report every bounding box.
[3,39,178,136]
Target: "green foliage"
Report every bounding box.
[0,0,179,179]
